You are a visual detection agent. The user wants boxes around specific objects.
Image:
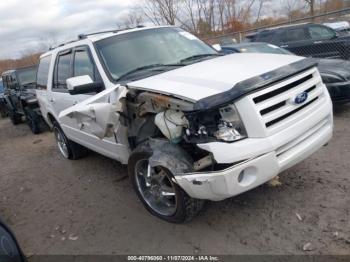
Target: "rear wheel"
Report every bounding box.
[52,121,88,160]
[8,109,21,125]
[24,107,41,134]
[128,144,205,223]
[0,103,8,118]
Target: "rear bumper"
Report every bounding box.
[176,118,332,201]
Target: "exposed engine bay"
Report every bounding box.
[119,88,248,171]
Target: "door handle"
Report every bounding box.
[314,41,323,44]
[49,98,55,103]
[280,44,289,48]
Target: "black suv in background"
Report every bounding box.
[248,23,350,59]
[0,79,7,118]
[2,66,45,134]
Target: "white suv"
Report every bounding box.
[36,26,333,223]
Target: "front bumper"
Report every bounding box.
[176,97,333,201]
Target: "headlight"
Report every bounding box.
[184,104,247,143]
[215,104,247,142]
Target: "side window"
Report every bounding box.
[73,49,95,80]
[53,50,72,90]
[309,25,335,40]
[282,28,308,43]
[10,74,19,90]
[256,32,275,43]
[36,55,52,90]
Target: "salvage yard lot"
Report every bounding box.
[0,107,349,255]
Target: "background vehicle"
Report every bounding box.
[247,23,350,59]
[36,26,332,223]
[2,66,45,134]
[324,21,350,35]
[0,79,7,118]
[219,42,350,104]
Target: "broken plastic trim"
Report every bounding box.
[193,58,318,111]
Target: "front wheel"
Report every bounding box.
[128,145,205,223]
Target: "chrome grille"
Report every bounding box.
[251,67,325,131]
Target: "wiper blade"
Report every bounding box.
[180,53,222,63]
[116,63,182,81]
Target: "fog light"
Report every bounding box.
[237,167,257,187]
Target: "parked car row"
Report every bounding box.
[217,42,350,104]
[246,22,350,60]
[1,26,334,223]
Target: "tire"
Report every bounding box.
[128,143,205,223]
[8,109,21,125]
[52,121,88,160]
[24,107,41,134]
[0,109,7,118]
[0,103,7,118]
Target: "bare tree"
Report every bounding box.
[143,0,181,25]
[117,9,144,29]
[304,0,315,16]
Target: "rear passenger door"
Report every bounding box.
[49,49,75,117]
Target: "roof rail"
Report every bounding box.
[49,25,146,51]
[78,25,145,39]
[49,39,81,50]
[78,29,121,40]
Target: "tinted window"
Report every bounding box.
[256,31,275,42]
[0,80,3,93]
[37,55,51,89]
[282,28,307,42]
[74,49,94,80]
[54,51,72,90]
[309,25,335,40]
[17,67,37,88]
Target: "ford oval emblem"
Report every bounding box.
[294,92,308,104]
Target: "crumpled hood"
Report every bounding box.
[314,58,350,80]
[129,53,304,101]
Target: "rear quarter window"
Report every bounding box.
[37,55,52,90]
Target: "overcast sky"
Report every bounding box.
[0,0,139,59]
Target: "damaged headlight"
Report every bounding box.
[184,103,247,143]
[215,104,247,142]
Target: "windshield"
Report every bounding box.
[95,27,217,81]
[17,68,37,87]
[234,43,292,55]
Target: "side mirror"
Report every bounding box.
[66,75,103,95]
[0,219,26,262]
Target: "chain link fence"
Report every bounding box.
[203,8,350,60]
